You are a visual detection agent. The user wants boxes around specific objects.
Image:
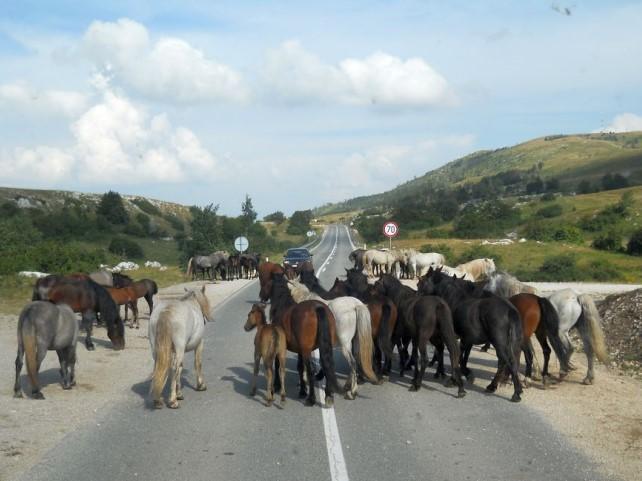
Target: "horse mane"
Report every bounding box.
[287,279,324,303]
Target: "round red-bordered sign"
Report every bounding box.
[382,221,399,238]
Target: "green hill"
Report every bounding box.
[315,131,642,215]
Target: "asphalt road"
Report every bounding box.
[22,225,608,481]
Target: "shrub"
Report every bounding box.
[131,198,162,216]
[97,191,129,225]
[108,236,144,259]
[592,231,622,252]
[540,193,556,202]
[264,211,286,224]
[537,254,580,281]
[524,221,584,244]
[535,204,563,218]
[627,229,642,256]
[123,222,146,237]
[585,259,621,282]
[453,200,521,238]
[163,214,185,232]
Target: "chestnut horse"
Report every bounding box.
[47,279,125,351]
[258,262,285,302]
[268,273,341,407]
[244,303,287,406]
[107,286,144,329]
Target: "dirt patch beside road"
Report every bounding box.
[0,278,254,481]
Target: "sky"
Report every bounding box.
[1,1,641,216]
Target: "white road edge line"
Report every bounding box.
[344,225,357,251]
[313,225,350,481]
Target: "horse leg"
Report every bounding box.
[486,358,505,393]
[442,332,466,398]
[82,311,95,351]
[278,350,286,403]
[495,344,523,402]
[522,340,534,388]
[460,342,474,382]
[68,345,77,387]
[13,344,24,398]
[56,349,71,389]
[576,316,595,385]
[304,356,316,407]
[194,340,207,391]
[409,335,428,392]
[480,342,491,352]
[168,350,184,408]
[297,354,307,398]
[30,346,47,399]
[264,357,274,406]
[274,357,282,391]
[342,346,358,400]
[250,348,260,397]
[432,338,446,379]
[534,324,553,386]
[146,293,153,314]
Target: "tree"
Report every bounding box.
[287,210,312,235]
[97,191,128,225]
[627,229,642,256]
[264,211,286,224]
[577,179,595,194]
[178,204,222,261]
[241,194,257,230]
[602,173,629,191]
[526,177,544,195]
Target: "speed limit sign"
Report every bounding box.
[383,221,399,238]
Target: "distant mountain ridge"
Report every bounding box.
[314,131,642,214]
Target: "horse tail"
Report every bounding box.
[377,303,393,359]
[355,304,378,383]
[537,296,570,370]
[578,294,609,364]
[21,320,40,391]
[436,301,461,364]
[507,306,523,365]
[150,314,173,403]
[316,306,341,394]
[186,257,193,278]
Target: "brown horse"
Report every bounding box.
[47,279,125,351]
[330,277,398,380]
[268,272,341,406]
[501,293,570,387]
[244,303,287,406]
[110,277,158,319]
[106,286,144,329]
[258,262,285,302]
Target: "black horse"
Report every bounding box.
[418,269,523,402]
[373,274,466,397]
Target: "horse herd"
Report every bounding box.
[248,247,609,407]
[13,244,609,410]
[186,251,261,281]
[14,271,157,399]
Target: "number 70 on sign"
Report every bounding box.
[383,221,399,238]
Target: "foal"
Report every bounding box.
[244,304,286,406]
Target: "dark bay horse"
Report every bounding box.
[349,248,366,271]
[258,262,284,302]
[268,273,341,406]
[418,269,523,402]
[14,301,78,399]
[47,279,125,351]
[374,274,466,397]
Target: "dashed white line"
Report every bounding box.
[312,225,350,481]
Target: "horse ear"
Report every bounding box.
[184,287,189,292]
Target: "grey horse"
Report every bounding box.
[187,251,229,280]
[14,301,79,399]
[348,248,366,271]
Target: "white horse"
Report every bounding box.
[546,289,609,385]
[485,271,539,298]
[437,264,475,281]
[149,285,215,409]
[407,250,446,278]
[455,258,496,281]
[287,279,379,399]
[363,249,396,277]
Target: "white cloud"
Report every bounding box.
[262,40,457,108]
[0,89,222,185]
[0,83,88,117]
[596,113,642,133]
[81,18,249,103]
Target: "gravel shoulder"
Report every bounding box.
[0,278,254,481]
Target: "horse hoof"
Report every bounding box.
[266,400,273,407]
[13,391,23,399]
[325,396,334,408]
[32,391,45,400]
[62,384,72,390]
[408,385,420,392]
[298,390,307,399]
[356,378,365,385]
[375,377,385,385]
[196,384,207,391]
[582,377,593,385]
[176,393,184,400]
[281,396,286,403]
[153,400,163,409]
[485,383,497,393]
[344,392,355,400]
[457,390,467,398]
[510,394,522,403]
[314,371,325,381]
[249,389,256,397]
[86,344,95,351]
[168,401,180,409]
[444,378,456,388]
[304,398,315,407]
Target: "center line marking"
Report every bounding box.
[312,225,350,481]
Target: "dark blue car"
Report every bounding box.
[283,248,312,268]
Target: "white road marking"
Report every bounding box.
[312,226,350,481]
[344,225,357,251]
